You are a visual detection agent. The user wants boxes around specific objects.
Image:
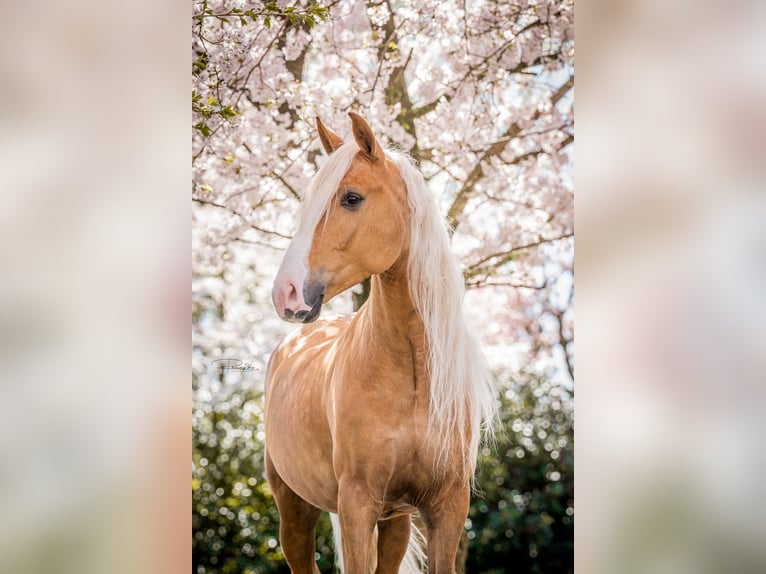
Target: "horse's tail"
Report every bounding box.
[399,516,427,573]
[329,513,427,573]
[329,513,345,572]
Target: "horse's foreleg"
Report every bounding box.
[265,453,322,574]
[376,515,411,574]
[338,479,382,574]
[423,485,471,574]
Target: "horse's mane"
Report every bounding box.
[389,150,497,474]
[298,141,497,474]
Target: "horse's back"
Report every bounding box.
[264,314,352,512]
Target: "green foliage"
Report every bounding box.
[192,369,573,573]
[193,1,329,29]
[192,1,329,139]
[192,91,238,139]
[467,374,574,573]
[192,379,336,574]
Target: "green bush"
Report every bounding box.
[466,373,573,573]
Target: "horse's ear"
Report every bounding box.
[349,112,383,161]
[316,116,344,155]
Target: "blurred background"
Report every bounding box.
[0,0,762,573]
[192,1,574,572]
[577,1,766,572]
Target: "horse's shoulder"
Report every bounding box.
[273,314,353,356]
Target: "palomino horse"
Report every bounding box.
[265,112,496,573]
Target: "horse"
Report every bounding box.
[265,112,496,573]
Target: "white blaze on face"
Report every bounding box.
[271,141,360,321]
[271,224,314,320]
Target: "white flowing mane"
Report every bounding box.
[296,141,497,474]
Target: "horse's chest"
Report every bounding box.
[331,344,447,486]
[333,373,432,473]
[334,360,427,429]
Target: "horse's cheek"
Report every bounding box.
[370,214,405,269]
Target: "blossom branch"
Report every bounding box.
[464,232,574,278]
[447,74,574,230]
[192,197,292,239]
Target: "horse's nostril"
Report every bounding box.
[286,282,300,307]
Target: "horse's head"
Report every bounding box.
[272,112,408,323]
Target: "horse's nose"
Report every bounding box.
[272,277,311,321]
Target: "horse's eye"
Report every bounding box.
[340,191,365,210]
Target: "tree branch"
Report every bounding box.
[447,75,574,230]
[192,197,291,239]
[552,307,574,381]
[503,131,574,166]
[465,232,574,278]
[364,0,423,159]
[270,171,301,200]
[465,279,548,290]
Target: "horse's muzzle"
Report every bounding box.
[283,281,324,324]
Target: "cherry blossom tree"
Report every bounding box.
[193,1,573,571]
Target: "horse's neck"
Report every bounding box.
[360,261,427,372]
